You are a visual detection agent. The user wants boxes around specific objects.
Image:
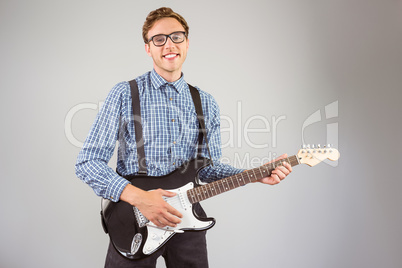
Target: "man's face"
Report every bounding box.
[145,17,189,82]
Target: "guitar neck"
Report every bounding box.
[187,155,300,204]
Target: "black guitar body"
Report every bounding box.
[101,157,216,260]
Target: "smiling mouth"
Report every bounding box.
[163,53,179,59]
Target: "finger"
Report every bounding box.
[275,161,292,175]
[270,173,281,183]
[152,219,165,228]
[166,204,183,219]
[283,161,292,172]
[272,170,286,180]
[276,165,291,176]
[149,209,181,228]
[159,190,183,219]
[158,215,179,228]
[151,216,173,228]
[164,212,182,226]
[147,213,166,228]
[153,189,182,216]
[160,189,177,197]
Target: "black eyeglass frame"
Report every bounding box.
[147,31,187,47]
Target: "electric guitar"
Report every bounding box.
[101,145,340,259]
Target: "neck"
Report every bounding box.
[187,155,300,204]
[154,68,182,83]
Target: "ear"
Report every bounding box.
[145,43,152,57]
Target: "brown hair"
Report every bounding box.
[142,7,189,43]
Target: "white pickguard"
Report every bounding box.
[141,182,214,255]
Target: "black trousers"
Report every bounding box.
[104,204,209,268]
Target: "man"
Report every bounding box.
[75,7,292,268]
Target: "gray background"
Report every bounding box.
[1,0,401,267]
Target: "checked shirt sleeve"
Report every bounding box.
[75,83,129,202]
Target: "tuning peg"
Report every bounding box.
[307,144,310,149]
[302,144,306,149]
[311,144,315,149]
[327,144,331,148]
[317,144,321,148]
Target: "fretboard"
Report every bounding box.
[187,155,300,204]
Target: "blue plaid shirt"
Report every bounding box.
[75,70,244,202]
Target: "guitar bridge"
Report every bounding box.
[133,207,149,228]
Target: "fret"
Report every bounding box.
[229,177,236,190]
[214,180,220,195]
[263,164,271,177]
[217,180,223,192]
[209,184,217,197]
[225,178,231,191]
[221,179,227,191]
[224,178,230,190]
[195,187,203,202]
[189,188,198,203]
[228,178,234,190]
[252,169,257,181]
[250,169,256,182]
[188,189,194,203]
[206,185,212,199]
[268,162,274,171]
[195,186,203,201]
[204,186,210,199]
[223,179,230,191]
[246,171,252,183]
[286,157,291,166]
[237,173,246,186]
[259,166,266,179]
[256,166,264,180]
[216,180,223,193]
[234,174,241,187]
[216,180,224,194]
[202,186,209,201]
[258,166,264,178]
[232,174,238,188]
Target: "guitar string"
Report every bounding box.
[176,155,300,203]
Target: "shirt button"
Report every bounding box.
[171,119,175,122]
[173,141,176,144]
[173,162,176,166]
[169,97,173,101]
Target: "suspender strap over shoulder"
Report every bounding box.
[129,79,147,175]
[188,84,214,166]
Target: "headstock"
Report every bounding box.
[297,144,340,167]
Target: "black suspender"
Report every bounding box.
[188,83,214,166]
[128,79,214,176]
[129,80,148,175]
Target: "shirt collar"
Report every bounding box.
[150,69,187,93]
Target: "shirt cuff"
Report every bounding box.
[104,174,130,202]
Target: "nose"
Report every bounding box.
[164,36,175,48]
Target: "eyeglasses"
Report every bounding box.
[148,31,187,47]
